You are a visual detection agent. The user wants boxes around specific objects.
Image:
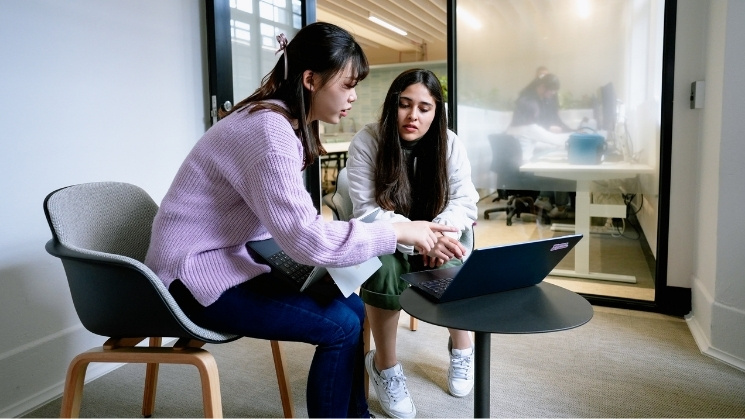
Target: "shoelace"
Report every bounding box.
[383,374,410,402]
[450,354,473,379]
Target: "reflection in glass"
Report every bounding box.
[457,0,665,300]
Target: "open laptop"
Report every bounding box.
[248,237,328,291]
[247,209,381,292]
[401,234,582,303]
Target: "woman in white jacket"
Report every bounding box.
[346,69,479,418]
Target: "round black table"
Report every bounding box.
[400,282,593,418]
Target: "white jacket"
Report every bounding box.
[346,123,479,254]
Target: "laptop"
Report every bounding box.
[248,237,328,291]
[400,234,582,303]
[247,209,381,292]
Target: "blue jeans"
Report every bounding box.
[169,276,369,418]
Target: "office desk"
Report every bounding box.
[400,284,593,418]
[520,160,654,283]
[321,141,351,167]
[320,141,351,193]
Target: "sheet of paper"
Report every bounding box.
[328,257,382,297]
[358,208,379,222]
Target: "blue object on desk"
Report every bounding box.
[566,131,606,164]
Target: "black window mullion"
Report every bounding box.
[206,0,234,126]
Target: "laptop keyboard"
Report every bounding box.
[420,277,454,295]
[267,251,313,284]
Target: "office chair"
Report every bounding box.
[482,133,544,225]
[44,182,295,418]
[322,167,354,222]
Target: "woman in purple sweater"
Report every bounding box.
[145,22,456,418]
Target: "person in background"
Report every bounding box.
[145,23,457,418]
[517,67,572,133]
[525,65,549,86]
[535,65,549,78]
[509,72,572,148]
[346,68,479,418]
[507,71,576,218]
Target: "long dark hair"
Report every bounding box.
[222,22,369,169]
[374,69,449,221]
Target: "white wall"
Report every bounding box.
[685,0,745,371]
[0,1,208,416]
[712,0,745,364]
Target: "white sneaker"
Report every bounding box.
[448,346,475,397]
[365,350,416,418]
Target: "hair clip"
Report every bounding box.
[276,33,289,80]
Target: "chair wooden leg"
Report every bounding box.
[409,316,418,331]
[191,351,223,418]
[270,340,295,418]
[60,345,223,418]
[60,354,90,418]
[142,337,162,417]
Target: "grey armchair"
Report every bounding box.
[44,182,295,418]
[322,167,354,221]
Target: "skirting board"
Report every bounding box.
[4,361,122,418]
[3,335,177,418]
[686,313,745,373]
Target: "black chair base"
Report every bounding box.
[483,190,550,226]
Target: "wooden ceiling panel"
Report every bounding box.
[317,0,446,48]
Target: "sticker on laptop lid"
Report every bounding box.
[550,242,569,251]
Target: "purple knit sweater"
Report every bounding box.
[145,104,397,306]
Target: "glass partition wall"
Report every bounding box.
[229,0,303,101]
[454,0,668,302]
[207,0,681,311]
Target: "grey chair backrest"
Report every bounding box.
[46,182,157,261]
[323,167,355,221]
[44,182,238,343]
[460,223,475,254]
[489,133,536,191]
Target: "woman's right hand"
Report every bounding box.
[391,221,459,255]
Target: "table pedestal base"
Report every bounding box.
[399,283,593,418]
[474,332,490,418]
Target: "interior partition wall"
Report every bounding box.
[450,0,684,315]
